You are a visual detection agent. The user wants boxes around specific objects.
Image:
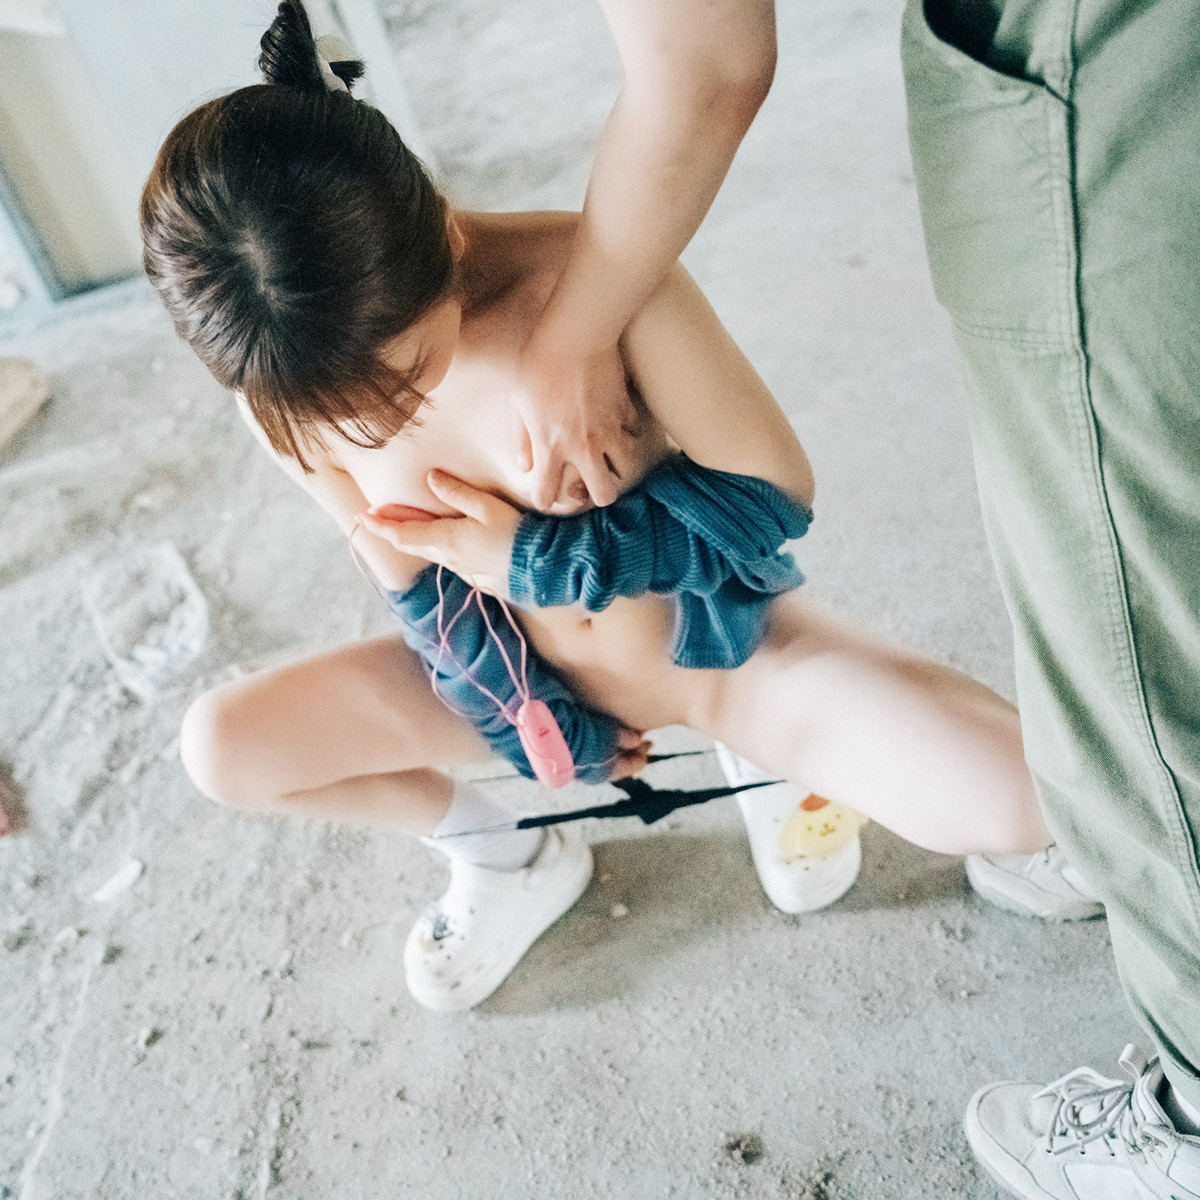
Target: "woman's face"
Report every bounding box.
[382,294,463,399]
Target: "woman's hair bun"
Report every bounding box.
[258,0,364,92]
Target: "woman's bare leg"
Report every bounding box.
[180,633,493,835]
[701,593,1050,857]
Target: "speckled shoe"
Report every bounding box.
[966,846,1104,922]
[715,742,862,914]
[404,825,592,1012]
[965,1046,1200,1200]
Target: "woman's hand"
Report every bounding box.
[357,470,521,598]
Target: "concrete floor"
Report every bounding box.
[0,1,1134,1197]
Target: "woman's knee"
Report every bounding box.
[179,684,270,810]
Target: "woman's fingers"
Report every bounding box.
[609,727,652,778]
[360,480,517,593]
[369,503,438,524]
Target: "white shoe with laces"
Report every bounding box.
[404,825,592,1012]
[715,742,862,914]
[966,845,1105,921]
[965,1046,1200,1199]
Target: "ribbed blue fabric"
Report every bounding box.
[385,566,622,784]
[509,454,812,669]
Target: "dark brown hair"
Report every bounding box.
[140,0,453,469]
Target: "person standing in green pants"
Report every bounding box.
[511,1,1200,1196]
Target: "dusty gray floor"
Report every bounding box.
[0,1,1134,1197]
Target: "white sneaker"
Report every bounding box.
[404,825,593,1012]
[966,846,1105,921]
[714,742,862,914]
[965,1046,1200,1199]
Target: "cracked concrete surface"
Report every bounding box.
[0,1,1132,1196]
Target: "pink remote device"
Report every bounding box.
[516,699,575,789]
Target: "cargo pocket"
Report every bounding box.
[900,0,1076,351]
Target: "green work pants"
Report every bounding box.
[902,0,1200,1106]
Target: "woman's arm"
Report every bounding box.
[513,0,777,510]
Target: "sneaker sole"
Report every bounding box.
[405,839,594,1013]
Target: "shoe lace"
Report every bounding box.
[1038,1046,1174,1158]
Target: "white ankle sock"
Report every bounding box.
[1161,1079,1200,1136]
[431,780,545,872]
